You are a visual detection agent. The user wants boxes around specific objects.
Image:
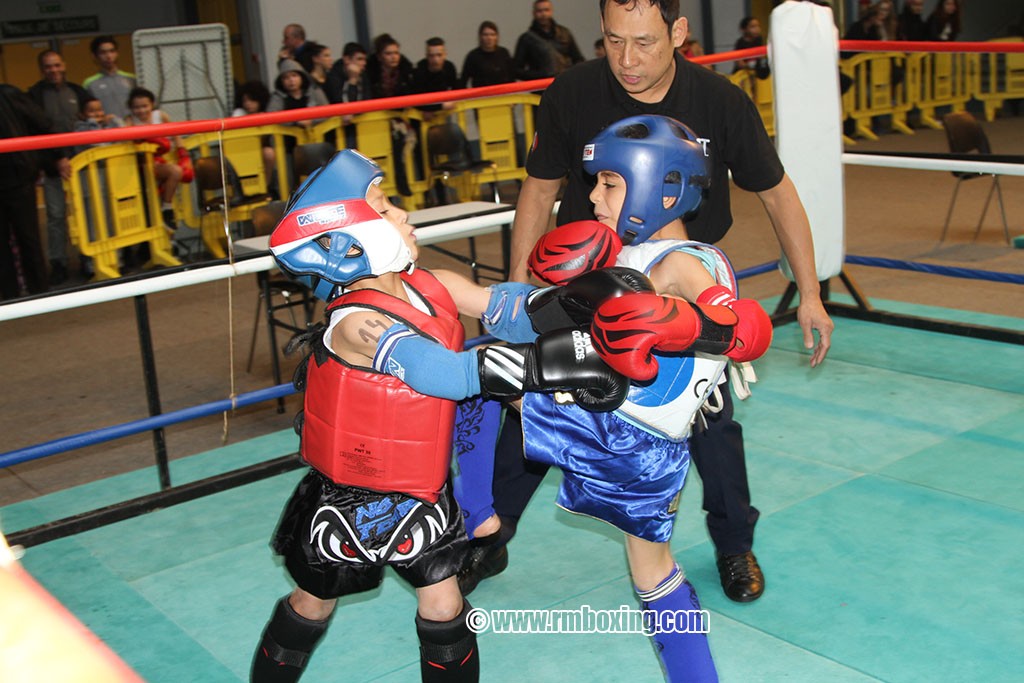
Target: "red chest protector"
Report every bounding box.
[301,269,465,503]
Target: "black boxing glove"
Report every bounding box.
[477,328,629,412]
[526,267,655,333]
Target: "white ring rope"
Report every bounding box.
[0,209,517,323]
[842,153,1024,176]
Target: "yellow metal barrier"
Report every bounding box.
[972,38,1024,121]
[451,93,541,184]
[64,142,179,281]
[839,51,913,140]
[311,109,426,210]
[177,126,298,258]
[906,50,971,129]
[728,70,774,137]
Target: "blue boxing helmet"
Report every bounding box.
[269,149,413,301]
[582,115,710,245]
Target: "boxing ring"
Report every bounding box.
[1,30,1022,546]
[1,18,1023,682]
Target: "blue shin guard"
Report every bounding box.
[636,565,718,683]
[452,397,502,538]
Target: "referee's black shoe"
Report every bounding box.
[457,543,509,596]
[716,551,764,602]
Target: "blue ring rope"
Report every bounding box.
[845,255,1024,284]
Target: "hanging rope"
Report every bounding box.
[216,117,238,444]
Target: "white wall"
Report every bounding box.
[710,0,747,58]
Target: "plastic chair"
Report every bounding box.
[940,112,1010,244]
[291,142,336,189]
[425,121,499,206]
[192,155,274,258]
[452,93,541,185]
[338,110,426,209]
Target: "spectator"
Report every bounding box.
[460,21,516,88]
[410,37,459,115]
[231,81,276,186]
[366,34,418,197]
[325,42,370,105]
[928,0,961,41]
[232,80,271,117]
[74,96,122,145]
[678,27,705,59]
[897,0,929,41]
[594,37,606,59]
[843,5,882,57]
[0,83,60,297]
[124,87,186,226]
[324,43,370,150]
[83,35,136,119]
[514,0,585,80]
[875,0,898,41]
[28,50,84,285]
[267,59,329,129]
[278,23,309,66]
[298,41,332,91]
[366,33,415,99]
[733,16,770,78]
[71,95,123,276]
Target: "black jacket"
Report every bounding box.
[0,84,59,189]
[27,79,88,172]
[324,61,371,105]
[514,20,584,80]
[366,54,416,100]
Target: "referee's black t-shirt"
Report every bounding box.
[526,53,784,244]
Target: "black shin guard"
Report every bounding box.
[416,602,479,683]
[251,596,330,683]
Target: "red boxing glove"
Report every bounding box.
[144,137,172,156]
[176,147,194,184]
[695,285,773,362]
[529,220,622,286]
[590,292,736,380]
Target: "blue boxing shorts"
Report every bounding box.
[520,394,691,543]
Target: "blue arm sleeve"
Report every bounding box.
[373,323,482,400]
[482,282,540,343]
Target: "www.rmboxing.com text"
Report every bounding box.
[465,605,710,635]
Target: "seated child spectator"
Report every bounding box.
[231,80,277,190]
[73,95,122,152]
[123,87,191,225]
[267,59,329,130]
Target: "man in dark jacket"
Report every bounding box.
[897,0,929,41]
[0,84,62,298]
[28,50,81,284]
[410,37,460,115]
[514,0,585,80]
